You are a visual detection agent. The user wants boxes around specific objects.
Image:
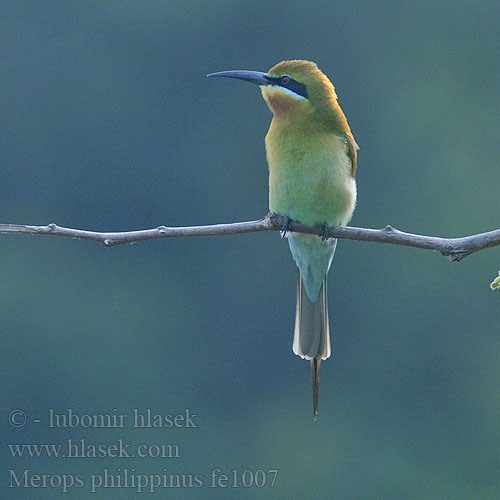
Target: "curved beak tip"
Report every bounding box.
[206,70,269,86]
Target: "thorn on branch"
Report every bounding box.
[444,251,470,262]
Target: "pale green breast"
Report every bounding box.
[266,127,356,227]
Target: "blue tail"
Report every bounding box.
[287,233,337,418]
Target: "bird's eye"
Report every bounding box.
[280,75,291,85]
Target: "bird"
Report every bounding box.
[208,60,358,419]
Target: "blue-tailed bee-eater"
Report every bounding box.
[208,60,358,419]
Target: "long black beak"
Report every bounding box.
[207,70,270,86]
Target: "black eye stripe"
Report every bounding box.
[268,75,308,99]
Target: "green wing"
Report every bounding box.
[344,133,359,177]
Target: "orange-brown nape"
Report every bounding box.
[268,59,338,101]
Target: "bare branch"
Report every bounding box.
[0,213,499,262]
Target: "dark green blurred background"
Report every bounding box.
[1,1,499,499]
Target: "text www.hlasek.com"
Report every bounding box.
[8,439,180,459]
[8,468,279,492]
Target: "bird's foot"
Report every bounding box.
[280,216,292,239]
[320,223,329,241]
